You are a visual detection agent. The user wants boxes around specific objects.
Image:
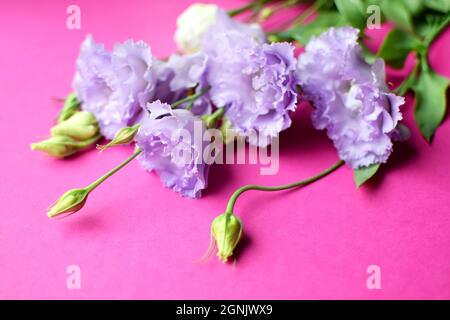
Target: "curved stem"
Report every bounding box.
[172,86,210,108]
[395,62,419,95]
[225,160,344,214]
[86,148,142,192]
[204,108,225,128]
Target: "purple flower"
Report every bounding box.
[73,35,156,139]
[135,101,209,198]
[154,52,211,116]
[202,19,298,147]
[297,27,405,169]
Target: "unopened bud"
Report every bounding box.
[47,188,89,218]
[97,124,140,151]
[51,111,99,140]
[57,93,81,123]
[31,134,99,158]
[211,213,243,262]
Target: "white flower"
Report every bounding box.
[174,3,219,54]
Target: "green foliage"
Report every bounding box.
[354,163,380,187]
[377,29,422,68]
[424,0,450,13]
[334,0,367,29]
[380,0,413,31]
[413,69,449,142]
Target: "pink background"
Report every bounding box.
[0,0,449,299]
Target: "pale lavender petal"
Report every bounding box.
[136,101,209,198]
[297,27,405,169]
[73,35,156,139]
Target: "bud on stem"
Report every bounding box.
[204,160,345,263]
[47,188,89,218]
[47,148,142,218]
[97,124,141,152]
[210,212,243,262]
[51,111,99,140]
[31,134,101,158]
[57,93,81,123]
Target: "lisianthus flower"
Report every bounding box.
[73,35,156,139]
[297,27,405,169]
[202,15,298,147]
[135,101,209,198]
[174,4,264,54]
[154,52,211,116]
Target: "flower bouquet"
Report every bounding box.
[31,1,450,263]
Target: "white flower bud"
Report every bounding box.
[174,3,219,54]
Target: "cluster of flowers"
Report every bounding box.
[32,3,407,262]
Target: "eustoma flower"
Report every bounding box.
[202,12,298,146]
[175,4,264,54]
[297,27,405,169]
[135,101,209,198]
[73,35,156,139]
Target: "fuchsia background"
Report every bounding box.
[0,0,449,300]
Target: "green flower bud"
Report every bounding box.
[211,213,243,263]
[30,134,100,158]
[47,188,89,218]
[97,124,140,152]
[51,111,99,141]
[57,93,81,123]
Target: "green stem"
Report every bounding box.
[395,62,419,95]
[172,86,210,108]
[86,148,142,192]
[225,160,344,214]
[204,108,225,128]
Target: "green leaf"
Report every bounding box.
[424,0,450,13]
[354,163,381,188]
[380,0,413,31]
[417,13,450,46]
[413,70,449,142]
[334,0,367,29]
[377,28,422,68]
[278,12,346,45]
[402,0,425,16]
